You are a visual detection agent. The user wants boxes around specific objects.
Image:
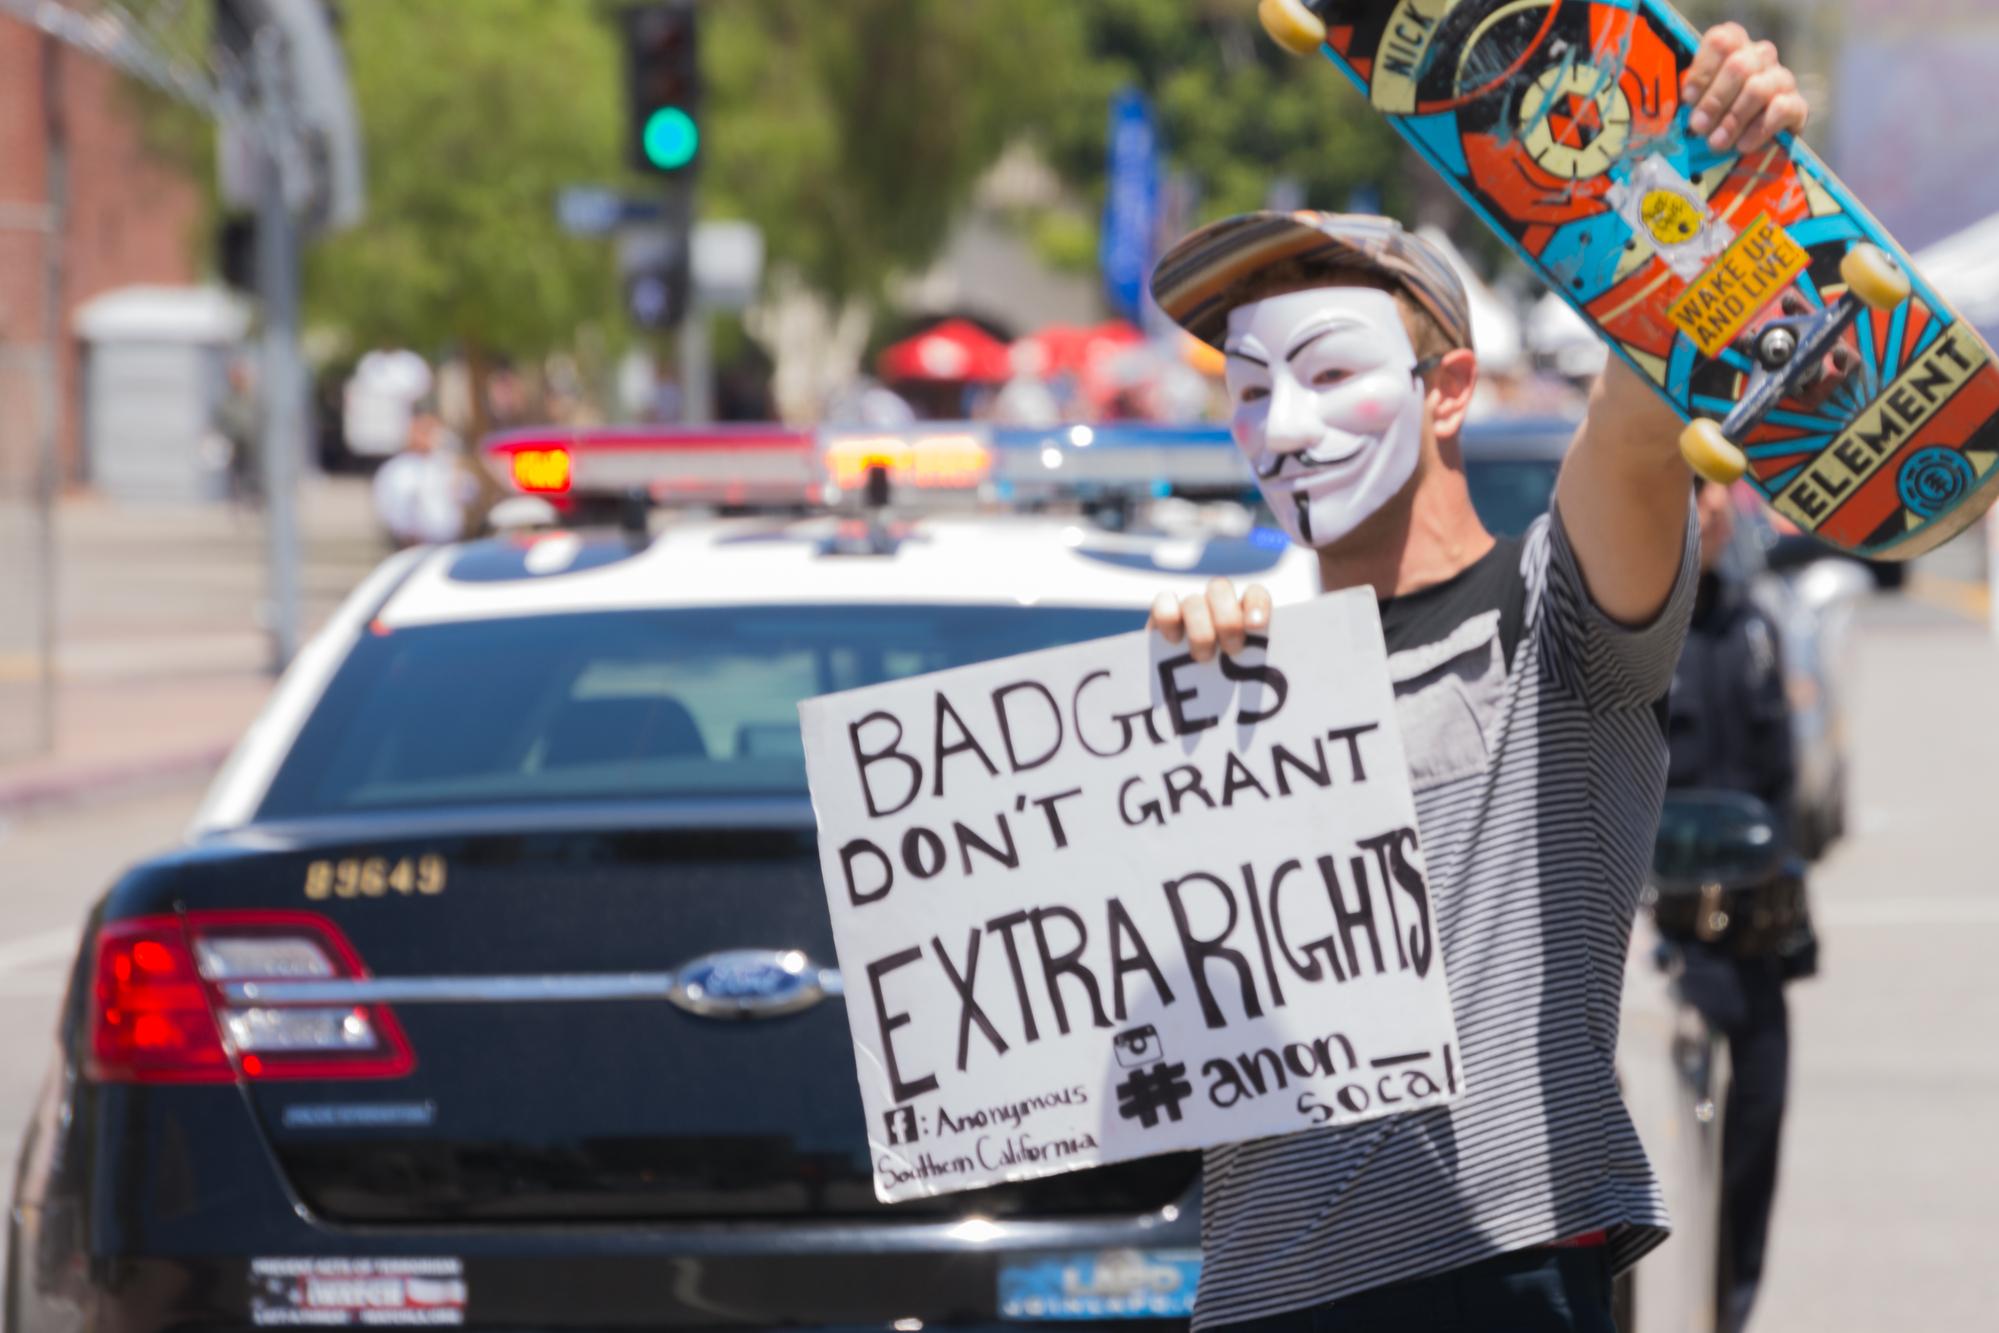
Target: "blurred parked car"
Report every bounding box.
[1726,498,1871,858]
[1459,418,1867,859]
[12,426,1734,1333]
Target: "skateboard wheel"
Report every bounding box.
[1840,243,1911,312]
[1257,0,1326,55]
[1680,419,1747,485]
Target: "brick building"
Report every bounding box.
[0,17,205,485]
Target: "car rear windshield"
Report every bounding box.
[1465,456,1561,537]
[258,604,1143,817]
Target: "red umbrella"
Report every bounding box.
[877,319,1014,383]
[1012,320,1144,378]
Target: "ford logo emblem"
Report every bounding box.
[668,949,843,1020]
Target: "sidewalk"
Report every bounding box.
[0,477,386,813]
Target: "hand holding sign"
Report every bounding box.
[799,590,1461,1202]
[1148,577,1273,662]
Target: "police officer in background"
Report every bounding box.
[1667,477,1816,1333]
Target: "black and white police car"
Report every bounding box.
[8,424,1721,1332]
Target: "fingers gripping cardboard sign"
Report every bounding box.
[799,590,1461,1202]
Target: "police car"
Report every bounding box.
[7,424,1718,1333]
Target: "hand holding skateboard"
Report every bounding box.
[1256,0,1999,560]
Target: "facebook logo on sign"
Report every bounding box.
[882,1106,918,1145]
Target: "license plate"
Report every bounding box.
[998,1248,1201,1321]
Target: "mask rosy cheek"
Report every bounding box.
[1338,397,1391,431]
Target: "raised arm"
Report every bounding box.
[1553,23,1809,624]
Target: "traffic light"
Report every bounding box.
[623,2,700,177]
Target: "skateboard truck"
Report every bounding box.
[1678,243,1911,485]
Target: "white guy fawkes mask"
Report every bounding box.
[1223,286,1433,549]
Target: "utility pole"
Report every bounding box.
[0,0,363,685]
[33,33,66,751]
[252,33,303,671]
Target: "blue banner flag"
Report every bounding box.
[1100,88,1161,321]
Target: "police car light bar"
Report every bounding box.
[483,426,819,507]
[481,422,1253,510]
[990,423,1252,501]
[821,428,993,496]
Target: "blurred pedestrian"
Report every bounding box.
[824,377,916,428]
[371,401,476,547]
[343,345,432,463]
[212,355,261,506]
[486,356,530,428]
[314,360,352,473]
[1667,477,1818,1333]
[990,369,1060,426]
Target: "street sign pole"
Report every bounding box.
[680,298,712,423]
[679,219,763,424]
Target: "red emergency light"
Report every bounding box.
[482,426,817,507]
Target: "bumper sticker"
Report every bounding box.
[251,1257,466,1327]
[1666,212,1811,358]
[1608,154,1732,282]
[999,1248,1201,1321]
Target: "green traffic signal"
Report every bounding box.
[641,106,699,171]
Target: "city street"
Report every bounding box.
[0,477,381,806]
[6,3,1999,1330]
[2,574,1996,1326]
[1757,583,1999,1330]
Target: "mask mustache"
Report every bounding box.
[1256,438,1368,481]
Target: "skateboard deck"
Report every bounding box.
[1260,0,1999,560]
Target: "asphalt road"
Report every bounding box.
[1755,587,1999,1331]
[3,589,1996,1328]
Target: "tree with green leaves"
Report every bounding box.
[695,1,1088,412]
[307,1,1096,419]
[304,2,1410,421]
[304,0,624,425]
[1029,0,1406,249]
[700,1,1082,308]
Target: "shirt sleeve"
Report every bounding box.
[1525,492,1699,713]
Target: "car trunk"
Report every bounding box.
[194,823,1196,1224]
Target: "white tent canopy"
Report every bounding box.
[1526,291,1608,378]
[1415,225,1524,374]
[1913,211,1999,334]
[73,285,249,344]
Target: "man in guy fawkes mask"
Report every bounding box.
[1140,22,1811,1333]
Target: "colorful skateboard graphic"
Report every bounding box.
[1257,0,1999,559]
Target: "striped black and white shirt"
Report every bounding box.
[1193,500,1697,1330]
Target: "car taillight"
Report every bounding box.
[88,912,413,1084]
[90,917,232,1083]
[510,446,572,494]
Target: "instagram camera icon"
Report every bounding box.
[1113,1024,1166,1068]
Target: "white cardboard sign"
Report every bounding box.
[799,590,1461,1202]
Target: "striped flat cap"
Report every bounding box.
[1151,210,1472,353]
